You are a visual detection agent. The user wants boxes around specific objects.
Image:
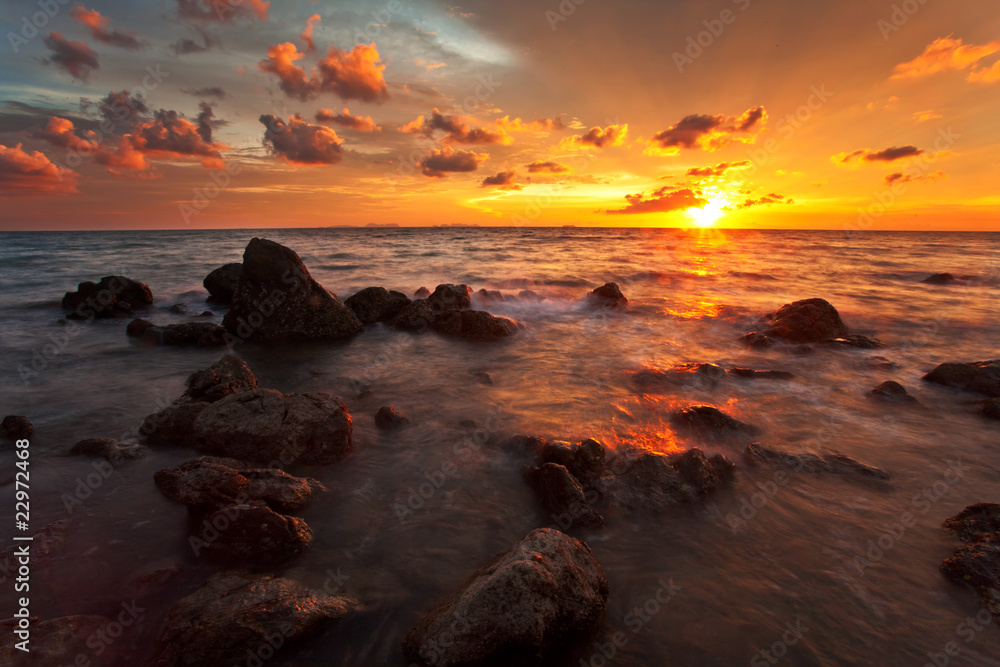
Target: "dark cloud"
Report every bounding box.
[171,29,216,55]
[481,170,521,190]
[418,147,487,177]
[650,106,767,152]
[837,145,925,163]
[607,186,708,215]
[69,6,145,50]
[196,102,215,143]
[43,32,99,81]
[183,87,226,99]
[259,42,389,103]
[400,109,509,145]
[176,0,269,23]
[95,90,150,129]
[884,170,945,185]
[526,160,570,173]
[315,108,380,132]
[565,124,627,148]
[685,160,751,177]
[259,113,343,165]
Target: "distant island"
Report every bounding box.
[364,223,401,228]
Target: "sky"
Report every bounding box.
[0,0,998,230]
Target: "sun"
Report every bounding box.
[688,198,727,227]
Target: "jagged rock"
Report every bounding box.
[432,309,522,341]
[740,332,776,349]
[222,238,363,341]
[670,405,761,440]
[375,405,409,430]
[402,528,608,666]
[744,443,889,480]
[0,615,116,665]
[196,501,313,565]
[345,286,411,324]
[204,262,242,304]
[62,275,153,319]
[672,448,735,496]
[923,360,1000,397]
[501,435,548,457]
[747,298,850,343]
[154,571,352,667]
[529,463,604,528]
[587,282,627,308]
[1,415,33,441]
[70,438,150,465]
[127,319,228,346]
[941,503,1000,616]
[728,368,796,380]
[870,381,918,403]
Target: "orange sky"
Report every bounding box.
[1,0,998,230]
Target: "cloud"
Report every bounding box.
[891,36,1000,82]
[481,170,521,190]
[96,90,149,128]
[302,14,321,52]
[69,6,145,50]
[835,145,924,164]
[649,106,766,153]
[0,143,79,196]
[526,160,569,173]
[171,29,216,55]
[400,109,510,145]
[730,193,793,209]
[418,147,487,177]
[685,160,751,177]
[259,113,343,165]
[43,33,99,81]
[176,0,269,22]
[563,124,628,149]
[315,108,380,132]
[196,102,215,143]
[912,110,942,122]
[258,42,389,103]
[607,185,708,215]
[33,116,99,152]
[184,86,226,99]
[494,115,566,133]
[129,110,227,168]
[884,171,946,185]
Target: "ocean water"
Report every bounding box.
[0,227,998,666]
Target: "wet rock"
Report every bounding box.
[345,286,411,324]
[70,438,150,465]
[1,415,33,441]
[740,332,776,349]
[941,504,1000,616]
[432,309,522,341]
[517,289,543,302]
[402,528,608,666]
[670,405,762,440]
[414,286,431,298]
[62,275,154,319]
[541,439,606,483]
[744,443,890,480]
[923,360,1000,397]
[601,448,734,512]
[587,282,627,308]
[528,463,604,528]
[143,402,210,446]
[983,398,1000,420]
[375,405,409,430]
[748,297,850,344]
[168,303,190,314]
[474,371,494,385]
[944,503,1000,543]
[197,501,313,565]
[155,571,352,667]
[127,319,228,346]
[922,273,976,285]
[191,389,353,465]
[390,300,436,332]
[475,288,505,304]
[870,381,918,403]
[868,356,899,370]
[501,434,548,457]
[728,368,797,380]
[819,334,885,349]
[427,283,472,311]
[633,363,726,391]
[0,615,115,665]
[204,262,242,304]
[222,238,363,341]
[672,447,735,496]
[198,310,214,317]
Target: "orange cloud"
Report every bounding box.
[0,144,79,196]
[69,6,144,50]
[562,124,628,149]
[315,108,380,132]
[400,109,511,145]
[835,145,924,164]
[493,115,566,133]
[884,171,946,185]
[418,147,488,177]
[301,14,321,53]
[175,0,269,22]
[43,32,99,81]
[891,36,1000,81]
[648,106,766,153]
[481,170,522,190]
[259,114,343,165]
[685,160,751,177]
[258,41,389,103]
[526,160,570,173]
[34,117,99,152]
[607,186,707,215]
[730,193,792,209]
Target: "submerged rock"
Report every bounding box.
[155,571,353,667]
[375,405,409,430]
[922,273,976,285]
[517,289,543,302]
[475,288,505,304]
[529,463,604,528]
[0,415,33,441]
[70,438,150,465]
[601,447,735,512]
[222,237,363,341]
[0,615,115,665]
[62,275,153,319]
[740,332,776,349]
[168,303,189,314]
[587,282,627,308]
[432,309,522,341]
[670,405,761,440]
[745,298,850,344]
[923,360,1000,397]
[728,368,797,380]
[820,334,885,349]
[941,503,1000,616]
[744,443,889,480]
[402,528,608,666]
[126,319,228,346]
[345,286,411,324]
[501,434,548,458]
[870,381,918,403]
[204,262,242,304]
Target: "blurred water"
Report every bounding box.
[0,227,999,665]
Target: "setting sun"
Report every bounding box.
[688,198,727,227]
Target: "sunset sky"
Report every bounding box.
[1,0,998,230]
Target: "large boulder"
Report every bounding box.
[154,571,353,667]
[432,310,522,341]
[940,504,1000,616]
[744,443,889,480]
[62,275,153,319]
[748,298,850,343]
[402,528,608,666]
[923,360,1000,397]
[204,262,242,304]
[345,286,411,324]
[222,238,363,341]
[126,319,227,347]
[587,282,627,308]
[427,283,472,312]
[0,415,33,441]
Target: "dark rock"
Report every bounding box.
[728,368,797,380]
[670,405,761,440]
[432,309,522,341]
[923,360,1000,397]
[474,371,494,385]
[427,283,472,312]
[501,434,548,457]
[375,405,409,429]
[983,398,1000,420]
[475,288,505,304]
[345,286,411,324]
[198,310,214,317]
[517,289,543,302]
[922,273,976,285]
[222,238,363,341]
[944,503,1000,543]
[198,501,313,565]
[127,319,228,346]
[671,448,735,496]
[168,303,190,314]
[601,448,734,511]
[541,439,606,483]
[632,363,726,391]
[752,297,850,343]
[870,381,918,403]
[1,415,33,441]
[154,571,352,666]
[402,528,608,667]
[868,356,899,370]
[1,615,115,665]
[740,332,776,349]
[389,300,436,332]
[529,463,604,528]
[744,443,890,480]
[129,566,182,598]
[143,402,210,446]
[62,275,154,319]
[587,282,627,308]
[0,521,67,586]
[819,334,885,349]
[940,504,1000,616]
[204,262,242,304]
[414,286,430,298]
[70,438,150,464]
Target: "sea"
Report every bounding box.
[0,227,998,665]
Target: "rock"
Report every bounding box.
[198,310,214,317]
[155,571,352,666]
[62,275,154,319]
[587,282,627,308]
[600,448,734,511]
[870,381,918,403]
[474,371,494,385]
[501,435,548,457]
[740,332,776,349]
[819,334,885,349]
[427,283,472,312]
[868,356,899,370]
[345,286,411,324]
[944,503,1000,543]
[375,405,409,429]
[517,289,543,302]
[748,298,850,343]
[632,363,726,391]
[389,300,436,332]
[0,521,67,586]
[204,262,242,304]
[941,504,1000,616]
[432,309,522,341]
[923,360,1000,397]
[529,463,604,528]
[0,615,115,665]
[191,389,353,465]
[670,405,761,440]
[414,286,430,298]
[127,319,228,346]
[197,501,313,565]
[744,443,890,480]
[129,566,182,598]
[671,448,735,496]
[143,402,210,446]
[541,439,606,483]
[168,303,190,314]
[922,273,976,285]
[983,398,1000,420]
[728,368,797,380]
[475,288,505,304]
[70,438,150,465]
[402,528,608,666]
[222,238,363,341]
[0,415,33,441]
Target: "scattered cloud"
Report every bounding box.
[258,42,389,103]
[183,86,226,99]
[526,160,570,173]
[884,170,946,185]
[481,170,521,190]
[69,6,145,50]
[606,185,708,215]
[43,33,99,81]
[176,0,269,23]
[912,109,942,122]
[730,193,793,209]
[562,123,628,149]
[259,113,343,165]
[315,108,380,132]
[418,147,487,177]
[835,145,924,164]
[494,115,566,133]
[400,109,510,145]
[301,14,320,53]
[891,36,1000,82]
[0,143,79,196]
[648,106,766,153]
[685,160,751,177]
